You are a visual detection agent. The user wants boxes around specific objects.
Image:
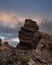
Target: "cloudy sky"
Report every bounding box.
[0,0,52,46]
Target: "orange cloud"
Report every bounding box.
[0,11,42,29]
[0,11,25,28]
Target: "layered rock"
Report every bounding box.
[17,19,42,49]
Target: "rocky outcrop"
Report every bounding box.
[16,19,52,65]
[0,19,52,65]
[17,19,42,49]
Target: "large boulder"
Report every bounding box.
[17,19,42,49]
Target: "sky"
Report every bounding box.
[0,0,52,47]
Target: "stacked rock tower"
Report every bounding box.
[17,19,42,49]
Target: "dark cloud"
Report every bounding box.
[0,22,23,33]
[40,18,52,34]
[0,20,24,42]
[0,20,24,46]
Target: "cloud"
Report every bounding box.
[40,18,52,34]
[0,11,26,35]
[0,11,42,34]
[0,11,25,46]
[0,36,5,40]
[0,11,25,28]
[11,38,20,42]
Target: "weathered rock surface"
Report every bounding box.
[0,19,52,65]
[17,19,42,49]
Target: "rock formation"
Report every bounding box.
[16,19,52,65]
[0,19,52,65]
[17,19,42,49]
